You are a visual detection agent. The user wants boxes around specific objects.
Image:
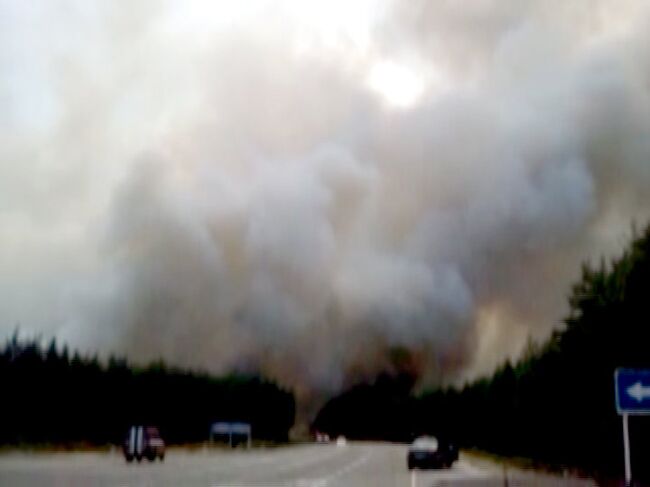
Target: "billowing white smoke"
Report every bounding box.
[1,1,649,398]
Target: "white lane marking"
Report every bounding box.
[326,450,371,480]
[211,482,323,487]
[209,445,334,478]
[261,446,345,477]
[210,446,345,486]
[305,449,372,486]
[410,460,495,485]
[211,449,372,487]
[295,479,327,487]
[211,484,287,487]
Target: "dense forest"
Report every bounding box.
[5,223,650,481]
[0,336,295,445]
[315,224,650,481]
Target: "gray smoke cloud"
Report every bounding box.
[1,1,650,401]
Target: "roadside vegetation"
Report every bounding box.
[0,336,295,446]
[315,224,650,482]
[4,224,650,480]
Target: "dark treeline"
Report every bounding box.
[315,224,650,481]
[314,371,418,442]
[0,337,295,445]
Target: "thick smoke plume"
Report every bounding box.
[1,1,650,402]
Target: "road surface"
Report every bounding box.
[0,442,596,486]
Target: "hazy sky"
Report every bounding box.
[1,1,649,395]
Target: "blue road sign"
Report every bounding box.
[615,368,650,414]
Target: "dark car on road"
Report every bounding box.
[124,425,165,462]
[407,436,457,470]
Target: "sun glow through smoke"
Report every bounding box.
[367,61,425,108]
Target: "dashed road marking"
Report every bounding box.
[211,449,371,487]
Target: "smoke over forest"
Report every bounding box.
[2,1,649,400]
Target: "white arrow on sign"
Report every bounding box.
[627,381,650,402]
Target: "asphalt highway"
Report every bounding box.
[0,442,596,486]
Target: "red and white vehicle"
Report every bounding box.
[124,426,165,462]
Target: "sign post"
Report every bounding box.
[615,368,650,486]
[622,412,630,485]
